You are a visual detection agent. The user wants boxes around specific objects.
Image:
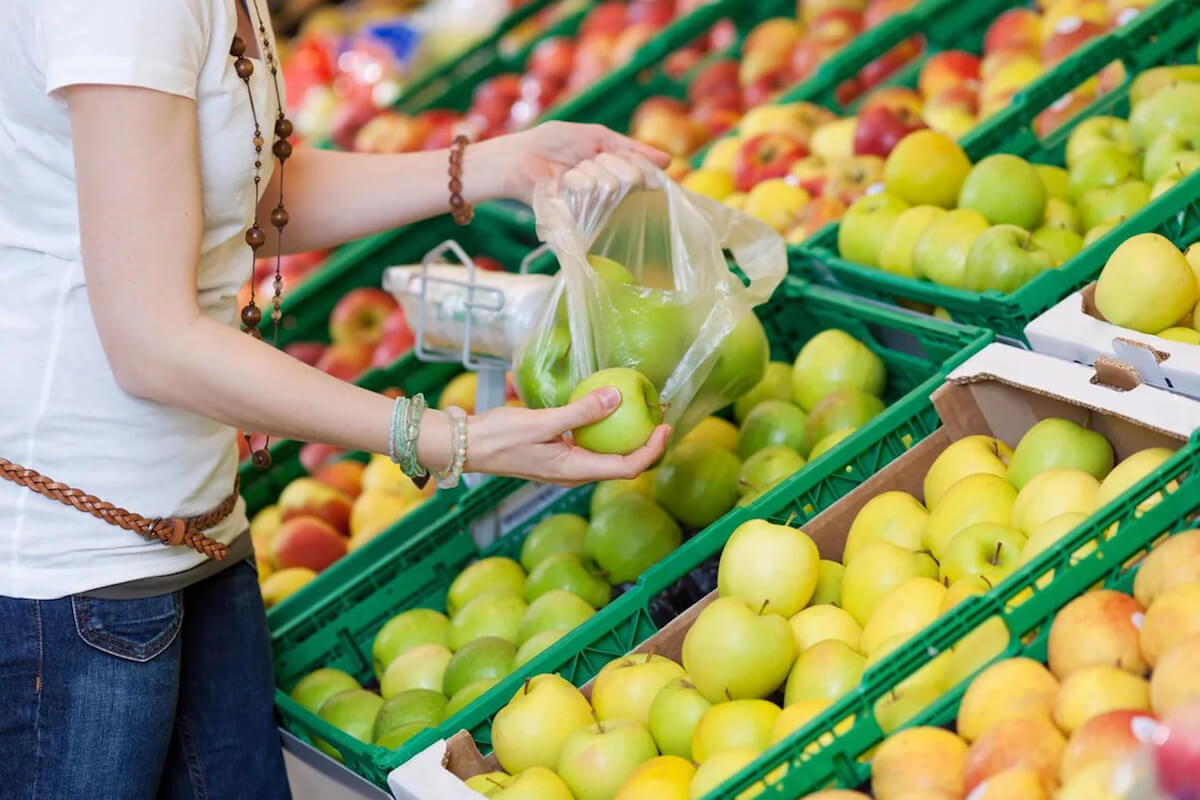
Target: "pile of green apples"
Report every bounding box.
[836,65,1200,295]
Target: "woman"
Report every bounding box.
[0,0,670,796]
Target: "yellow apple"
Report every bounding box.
[943,617,1012,691]
[789,604,863,652]
[1150,634,1200,716]
[1134,529,1200,607]
[923,473,1018,559]
[1047,589,1148,679]
[702,137,743,173]
[968,767,1048,800]
[871,726,967,800]
[1053,665,1150,734]
[681,169,735,201]
[1010,469,1100,536]
[691,699,780,761]
[718,519,821,618]
[1097,447,1177,510]
[957,657,1060,742]
[1095,233,1199,334]
[962,714,1065,795]
[883,130,972,208]
[810,560,845,606]
[686,748,760,800]
[771,699,832,745]
[1057,761,1122,800]
[592,653,687,726]
[810,117,858,161]
[842,491,929,564]
[860,577,947,657]
[840,541,938,626]
[1140,582,1200,667]
[614,755,695,800]
[923,435,1013,509]
[784,640,866,705]
[878,206,947,278]
[743,179,811,234]
[683,416,740,452]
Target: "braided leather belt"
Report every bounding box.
[0,458,237,560]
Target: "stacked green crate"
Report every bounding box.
[267,277,992,788]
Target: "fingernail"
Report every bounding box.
[598,387,621,410]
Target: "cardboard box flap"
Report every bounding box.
[939,344,1200,446]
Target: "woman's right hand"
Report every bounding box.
[453,386,671,487]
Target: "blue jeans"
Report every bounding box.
[0,558,291,799]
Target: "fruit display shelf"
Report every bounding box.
[798,0,1200,342]
[711,434,1200,797]
[265,277,992,789]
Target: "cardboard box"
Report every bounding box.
[387,343,1200,799]
[1025,282,1200,400]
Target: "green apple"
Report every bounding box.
[1032,226,1084,265]
[737,399,809,458]
[606,289,693,388]
[652,441,740,530]
[289,668,360,714]
[371,609,450,680]
[1067,146,1139,200]
[442,678,500,722]
[691,699,780,760]
[592,653,686,726]
[590,471,656,518]
[520,514,588,573]
[810,559,844,606]
[791,329,886,411]
[448,590,527,650]
[806,389,886,443]
[648,677,711,759]
[734,361,794,422]
[1065,116,1133,169]
[924,473,1018,559]
[681,596,797,702]
[493,767,574,800]
[687,749,759,800]
[316,689,384,760]
[1142,129,1200,184]
[1129,82,1200,149]
[588,254,636,285]
[1010,468,1100,535]
[519,589,595,644]
[1151,154,1200,198]
[372,689,447,742]
[843,490,928,564]
[808,428,856,460]
[958,154,1046,229]
[718,518,821,618]
[1006,417,1115,489]
[524,552,611,609]
[838,191,912,268]
[557,718,658,800]
[587,491,682,582]
[1130,65,1200,107]
[515,323,572,410]
[374,722,428,750]
[514,630,565,668]
[938,522,1026,585]
[963,224,1056,293]
[1158,326,1200,344]
[879,205,947,278]
[738,445,806,496]
[447,557,525,617]
[1096,232,1199,333]
[1036,164,1070,200]
[569,367,663,455]
[699,310,769,403]
[911,208,990,288]
[443,636,516,698]
[380,643,452,697]
[883,129,972,208]
[1042,197,1081,232]
[1078,180,1151,232]
[789,604,862,652]
[840,541,938,626]
[1084,219,1122,246]
[784,639,866,705]
[492,674,594,773]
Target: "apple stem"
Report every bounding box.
[486,778,506,789]
[759,598,771,615]
[785,512,798,527]
[1023,230,1033,250]
[523,678,531,697]
[725,688,734,702]
[943,576,950,587]
[990,541,1003,566]
[981,575,993,589]
[591,709,603,733]
[649,402,671,412]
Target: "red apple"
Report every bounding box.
[1061,709,1158,782]
[315,341,373,381]
[664,47,704,78]
[790,39,841,84]
[329,288,398,347]
[1041,18,1105,66]
[859,36,923,90]
[742,67,795,109]
[863,0,921,29]
[380,387,405,400]
[789,154,833,196]
[299,442,343,474]
[528,36,576,83]
[417,109,463,150]
[612,23,660,67]
[566,34,615,92]
[854,105,926,157]
[859,86,925,118]
[473,255,506,272]
[1034,88,1095,138]
[579,1,628,37]
[826,154,885,205]
[284,341,326,367]
[984,8,1042,56]
[739,18,805,86]
[625,0,675,27]
[733,133,808,191]
[797,194,847,237]
[918,50,981,98]
[370,307,416,368]
[688,60,741,106]
[836,76,866,105]
[691,98,742,138]
[1154,703,1200,799]
[1096,60,1125,96]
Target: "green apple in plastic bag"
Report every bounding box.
[514,322,571,409]
[605,287,693,388]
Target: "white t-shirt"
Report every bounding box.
[0,0,281,597]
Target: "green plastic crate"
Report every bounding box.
[797,0,1200,342]
[711,430,1200,798]
[267,277,992,788]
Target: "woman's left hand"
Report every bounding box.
[492,121,671,205]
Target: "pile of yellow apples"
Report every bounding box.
[800,525,1200,799]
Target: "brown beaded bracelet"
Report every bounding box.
[448,134,474,226]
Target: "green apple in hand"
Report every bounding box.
[515,324,572,410]
[557,718,658,800]
[733,361,793,422]
[590,471,655,517]
[524,552,611,609]
[648,677,711,759]
[591,653,686,726]
[699,310,769,403]
[718,518,821,618]
[681,596,797,702]
[1032,226,1083,266]
[1078,180,1151,232]
[587,491,682,583]
[937,521,1026,585]
[1036,164,1070,200]
[963,224,1056,293]
[653,441,741,529]
[447,557,525,616]
[372,689,447,743]
[911,208,990,288]
[806,389,886,443]
[520,514,588,573]
[448,590,527,650]
[381,643,453,697]
[443,636,516,698]
[1129,82,1200,149]
[290,668,360,714]
[737,399,809,458]
[1067,146,1139,200]
[879,205,946,278]
[492,767,574,800]
[791,329,886,411]
[491,673,594,773]
[371,609,450,680]
[1006,417,1115,489]
[958,154,1046,230]
[1065,116,1133,169]
[518,589,595,644]
[605,290,693,388]
[569,367,662,455]
[838,191,912,269]
[738,445,806,496]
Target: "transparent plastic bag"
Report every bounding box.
[513,158,786,438]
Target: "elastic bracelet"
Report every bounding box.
[448,135,474,226]
[400,393,429,481]
[387,395,408,466]
[434,407,468,489]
